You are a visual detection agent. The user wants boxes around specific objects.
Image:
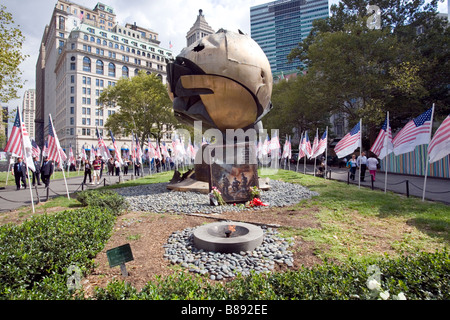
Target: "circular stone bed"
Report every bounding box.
[164,226,294,280]
[115,179,318,214]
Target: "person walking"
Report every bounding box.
[135,160,141,176]
[32,156,42,186]
[92,156,102,185]
[114,158,121,176]
[367,153,379,182]
[347,154,357,181]
[41,156,54,188]
[123,159,129,175]
[12,157,27,190]
[83,160,92,184]
[357,151,368,182]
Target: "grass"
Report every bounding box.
[259,169,449,262]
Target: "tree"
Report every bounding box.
[98,71,179,144]
[287,0,448,147]
[0,5,28,102]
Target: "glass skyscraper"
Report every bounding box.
[250,0,329,78]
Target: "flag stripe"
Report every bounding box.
[428,115,450,163]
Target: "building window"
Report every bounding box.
[83,57,91,72]
[70,62,76,70]
[96,59,104,75]
[122,66,129,78]
[108,62,115,77]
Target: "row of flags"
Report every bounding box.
[335,105,449,165]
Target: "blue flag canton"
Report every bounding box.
[381,118,388,131]
[321,130,327,140]
[413,108,432,127]
[13,112,20,127]
[350,122,360,135]
[48,116,55,137]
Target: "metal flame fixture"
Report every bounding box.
[193,222,263,253]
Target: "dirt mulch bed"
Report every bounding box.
[82,205,324,297]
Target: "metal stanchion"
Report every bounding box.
[406,180,410,198]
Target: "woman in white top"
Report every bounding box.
[367,153,379,181]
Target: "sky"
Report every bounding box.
[1,0,448,112]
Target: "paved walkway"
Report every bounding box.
[0,172,140,213]
[284,163,450,205]
[1,166,449,213]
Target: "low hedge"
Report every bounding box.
[76,189,128,216]
[0,207,116,299]
[93,249,449,300]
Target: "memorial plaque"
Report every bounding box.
[106,243,134,268]
[208,142,259,204]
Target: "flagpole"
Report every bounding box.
[296,132,303,172]
[422,103,435,201]
[325,126,328,179]
[384,112,389,193]
[50,114,70,200]
[18,107,35,213]
[358,119,362,189]
[313,129,318,176]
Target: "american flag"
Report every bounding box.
[311,129,328,159]
[130,132,136,162]
[31,139,41,158]
[298,132,306,159]
[311,131,319,158]
[301,131,312,158]
[428,114,450,163]
[96,127,111,159]
[110,131,123,165]
[4,109,36,172]
[69,144,75,165]
[370,115,393,159]
[135,135,144,162]
[148,138,156,159]
[161,142,170,158]
[90,145,96,162]
[269,131,281,157]
[42,140,48,157]
[80,147,87,161]
[47,114,65,169]
[393,107,433,156]
[334,121,361,158]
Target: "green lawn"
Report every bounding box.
[259,169,449,262]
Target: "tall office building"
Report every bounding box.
[22,89,36,140]
[186,9,215,47]
[36,1,173,156]
[250,0,329,79]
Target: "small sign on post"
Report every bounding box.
[106,243,134,277]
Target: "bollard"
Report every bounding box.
[406,180,410,198]
[34,185,40,204]
[104,178,106,186]
[371,175,374,190]
[81,182,84,191]
[347,171,350,185]
[46,187,49,202]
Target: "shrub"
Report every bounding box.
[91,250,449,300]
[76,189,128,215]
[0,207,116,299]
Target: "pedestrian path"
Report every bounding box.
[286,164,450,205]
[0,172,131,212]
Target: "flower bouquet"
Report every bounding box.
[209,186,225,206]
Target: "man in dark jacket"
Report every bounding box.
[12,157,27,190]
[41,156,54,188]
[32,156,42,186]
